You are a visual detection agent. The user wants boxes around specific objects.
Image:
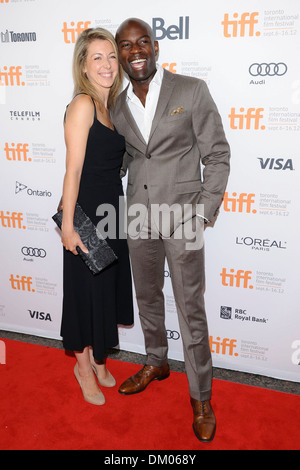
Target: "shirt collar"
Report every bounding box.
[127,64,164,102]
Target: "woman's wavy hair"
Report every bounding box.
[72,27,123,109]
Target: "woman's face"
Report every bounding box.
[83,39,119,92]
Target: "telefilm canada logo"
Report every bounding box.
[9,110,41,122]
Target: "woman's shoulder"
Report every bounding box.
[65,93,94,123]
[70,93,94,111]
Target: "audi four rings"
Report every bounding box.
[249,62,288,76]
[22,247,47,258]
[166,330,180,340]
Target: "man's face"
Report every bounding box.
[116,20,159,83]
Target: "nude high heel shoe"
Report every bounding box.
[74,363,105,405]
[92,365,116,388]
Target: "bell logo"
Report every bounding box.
[9,274,35,292]
[0,66,25,86]
[153,17,190,41]
[209,336,238,357]
[229,108,265,130]
[62,21,91,44]
[0,211,25,229]
[4,142,30,162]
[220,268,253,289]
[223,192,257,214]
[222,12,260,38]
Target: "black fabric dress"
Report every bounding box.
[61,99,134,361]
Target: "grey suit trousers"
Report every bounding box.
[127,212,212,402]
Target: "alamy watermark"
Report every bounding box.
[95,198,205,251]
[0,340,6,365]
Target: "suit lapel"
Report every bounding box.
[119,70,175,152]
[119,87,147,152]
[148,70,175,144]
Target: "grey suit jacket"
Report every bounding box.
[111,69,230,237]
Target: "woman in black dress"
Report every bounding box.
[60,28,133,405]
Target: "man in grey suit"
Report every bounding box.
[112,18,230,443]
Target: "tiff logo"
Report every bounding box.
[0,211,25,229]
[9,275,35,292]
[0,66,25,86]
[222,12,260,37]
[223,192,257,214]
[0,340,6,365]
[62,21,91,44]
[220,268,253,289]
[229,108,265,130]
[209,336,238,357]
[4,143,31,161]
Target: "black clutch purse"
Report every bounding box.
[52,203,117,275]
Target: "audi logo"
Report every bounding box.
[22,247,47,258]
[166,330,180,340]
[249,62,288,77]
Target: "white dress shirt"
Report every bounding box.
[126,64,164,143]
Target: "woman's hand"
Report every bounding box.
[61,227,89,256]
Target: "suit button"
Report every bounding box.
[146,154,152,159]
[144,185,148,190]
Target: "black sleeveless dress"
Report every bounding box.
[61,98,134,361]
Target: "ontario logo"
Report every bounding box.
[15,181,52,198]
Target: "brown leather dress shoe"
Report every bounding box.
[190,397,216,443]
[118,364,170,395]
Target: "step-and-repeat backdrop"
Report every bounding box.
[1,0,299,382]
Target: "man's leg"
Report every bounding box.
[163,217,212,401]
[127,234,168,367]
[118,226,170,395]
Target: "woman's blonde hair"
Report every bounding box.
[72,27,123,109]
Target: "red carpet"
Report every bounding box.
[0,339,299,450]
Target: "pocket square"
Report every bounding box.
[171,106,184,116]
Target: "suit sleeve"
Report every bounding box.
[120,151,128,178]
[192,80,230,222]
